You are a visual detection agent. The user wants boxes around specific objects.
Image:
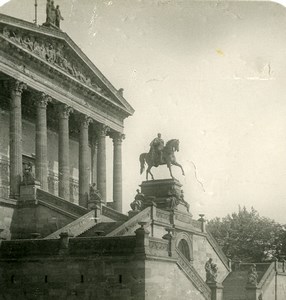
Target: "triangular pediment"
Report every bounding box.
[0,14,134,116]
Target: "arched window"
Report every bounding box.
[178,239,191,261]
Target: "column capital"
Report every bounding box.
[58,104,73,119]
[96,124,110,137]
[79,115,92,129]
[10,80,27,96]
[35,93,52,108]
[111,132,125,144]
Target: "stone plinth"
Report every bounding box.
[207,282,224,300]
[20,182,41,202]
[140,179,182,198]
[139,179,189,212]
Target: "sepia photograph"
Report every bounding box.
[0,0,286,299]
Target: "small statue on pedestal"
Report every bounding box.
[247,264,258,286]
[205,258,218,283]
[22,162,36,185]
[46,0,64,28]
[130,189,144,212]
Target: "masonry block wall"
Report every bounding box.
[145,260,205,300]
[0,237,145,300]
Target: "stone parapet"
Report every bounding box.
[0,235,137,259]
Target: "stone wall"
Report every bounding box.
[145,260,205,300]
[192,234,229,283]
[0,236,145,300]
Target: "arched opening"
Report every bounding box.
[178,239,191,261]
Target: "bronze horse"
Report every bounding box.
[139,139,185,180]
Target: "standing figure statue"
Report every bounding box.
[247,264,258,286]
[205,258,218,283]
[149,133,164,166]
[46,0,57,25]
[46,0,51,23]
[55,5,64,28]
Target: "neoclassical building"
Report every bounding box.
[0,12,286,300]
[0,13,134,213]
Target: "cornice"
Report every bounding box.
[0,56,125,132]
[0,33,130,119]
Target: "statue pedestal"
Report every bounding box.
[20,181,41,202]
[207,282,224,300]
[139,179,189,213]
[140,179,182,198]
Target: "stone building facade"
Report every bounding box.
[0,13,286,300]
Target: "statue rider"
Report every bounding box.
[150,133,164,166]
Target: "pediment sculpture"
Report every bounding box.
[1,26,107,94]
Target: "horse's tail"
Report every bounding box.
[139,153,146,174]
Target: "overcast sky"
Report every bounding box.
[2,0,286,223]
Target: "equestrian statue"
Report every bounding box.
[139,133,185,180]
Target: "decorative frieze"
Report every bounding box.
[2,26,104,93]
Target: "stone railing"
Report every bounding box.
[176,249,212,300]
[106,207,151,237]
[256,262,275,289]
[102,205,128,222]
[69,236,136,256]
[174,211,192,224]
[155,209,170,223]
[149,237,169,257]
[44,210,96,239]
[37,189,88,217]
[0,236,137,258]
[205,229,230,271]
[190,219,203,231]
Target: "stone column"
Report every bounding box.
[112,132,125,212]
[58,104,73,200]
[91,135,98,186]
[9,80,27,199]
[97,124,109,203]
[79,115,92,208]
[35,93,50,191]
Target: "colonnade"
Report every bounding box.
[8,80,124,211]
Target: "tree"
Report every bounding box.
[207,206,285,262]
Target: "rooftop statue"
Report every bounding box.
[139,133,185,180]
[46,0,64,28]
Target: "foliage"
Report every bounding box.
[207,206,286,262]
